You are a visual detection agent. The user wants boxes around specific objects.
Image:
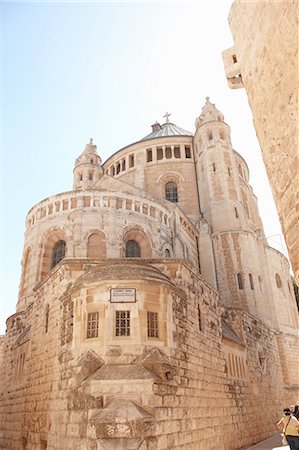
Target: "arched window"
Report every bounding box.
[165,249,170,258]
[249,273,254,290]
[237,273,244,290]
[275,273,282,288]
[165,182,178,203]
[45,304,49,333]
[125,240,140,257]
[198,305,202,331]
[51,240,66,269]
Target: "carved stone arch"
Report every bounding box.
[40,228,67,280]
[158,172,185,204]
[160,241,173,258]
[20,246,32,297]
[86,230,107,259]
[157,171,185,185]
[123,225,152,258]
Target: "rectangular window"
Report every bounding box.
[147,311,158,338]
[208,130,213,140]
[122,159,126,171]
[146,149,153,162]
[116,310,130,336]
[174,146,181,158]
[157,147,163,160]
[87,312,99,338]
[165,146,172,159]
[185,146,191,158]
[129,154,134,168]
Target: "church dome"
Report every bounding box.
[141,122,193,142]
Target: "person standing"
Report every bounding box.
[277,407,299,450]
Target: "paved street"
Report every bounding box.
[245,434,289,450]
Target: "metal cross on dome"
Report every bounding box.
[163,112,172,123]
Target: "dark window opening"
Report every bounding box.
[45,304,49,333]
[122,160,126,171]
[232,54,237,63]
[213,163,216,172]
[198,305,202,331]
[249,273,254,290]
[89,172,93,181]
[275,273,282,288]
[51,240,66,269]
[147,149,152,162]
[116,163,121,174]
[157,147,163,160]
[129,154,134,168]
[147,311,159,338]
[165,249,170,258]
[234,207,239,218]
[165,182,178,203]
[208,130,213,140]
[125,240,141,257]
[87,312,99,338]
[165,147,172,159]
[185,146,191,158]
[174,146,180,158]
[237,273,244,290]
[116,310,130,336]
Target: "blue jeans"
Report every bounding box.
[286,435,299,450]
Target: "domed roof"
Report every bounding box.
[141,122,193,142]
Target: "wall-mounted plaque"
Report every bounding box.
[110,288,136,303]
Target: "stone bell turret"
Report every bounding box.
[194,96,231,149]
[73,138,103,190]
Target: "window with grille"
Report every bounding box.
[147,311,158,338]
[165,182,178,203]
[87,312,99,338]
[125,240,141,257]
[116,311,130,336]
[174,146,180,158]
[51,240,66,269]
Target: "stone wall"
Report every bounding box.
[223,0,299,282]
[0,260,298,450]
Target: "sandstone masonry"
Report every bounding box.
[0,100,298,450]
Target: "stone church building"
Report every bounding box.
[0,99,298,450]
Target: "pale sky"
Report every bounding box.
[0,1,288,334]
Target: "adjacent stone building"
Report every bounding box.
[222,0,299,283]
[0,99,298,450]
